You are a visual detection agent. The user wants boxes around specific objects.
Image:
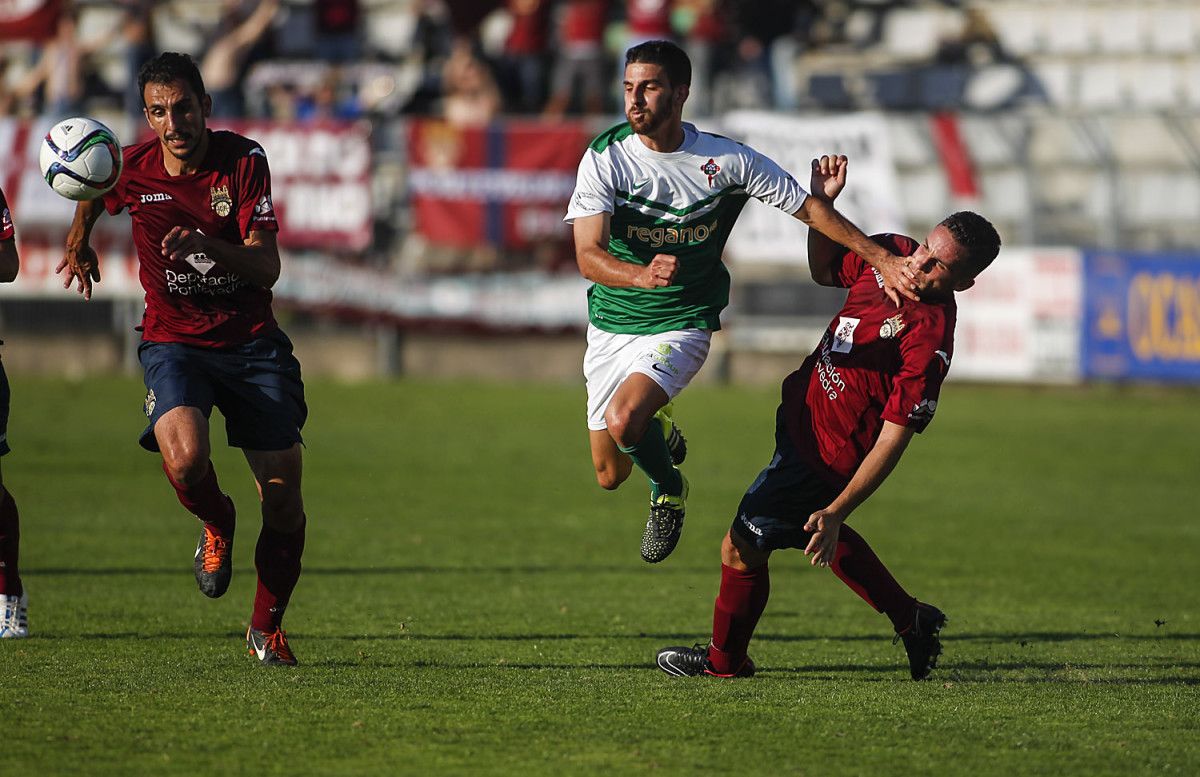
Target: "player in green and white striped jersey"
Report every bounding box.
[565,40,918,564]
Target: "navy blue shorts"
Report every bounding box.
[0,358,10,457]
[730,407,841,553]
[138,329,307,453]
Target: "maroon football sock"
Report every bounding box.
[0,489,21,597]
[162,460,235,534]
[709,562,770,675]
[831,525,917,631]
[251,516,306,632]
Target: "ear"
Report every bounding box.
[202,93,213,119]
[954,277,975,292]
[675,83,690,108]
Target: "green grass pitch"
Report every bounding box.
[1,376,1196,775]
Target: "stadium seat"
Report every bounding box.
[1146,7,1197,54]
[886,116,937,167]
[364,6,418,59]
[955,115,1017,166]
[1094,8,1146,54]
[1108,116,1187,166]
[1027,60,1073,107]
[987,5,1042,56]
[1076,61,1124,110]
[1182,62,1200,109]
[807,74,856,110]
[918,65,969,109]
[893,170,948,224]
[1042,8,1093,55]
[880,8,945,61]
[868,70,918,110]
[1123,172,1200,225]
[1122,61,1181,111]
[978,169,1028,223]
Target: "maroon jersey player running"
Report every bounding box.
[59,53,307,666]
[0,188,26,638]
[656,154,1001,680]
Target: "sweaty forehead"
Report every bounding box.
[624,62,666,84]
[143,80,199,107]
[925,225,965,263]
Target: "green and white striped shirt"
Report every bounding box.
[565,121,808,335]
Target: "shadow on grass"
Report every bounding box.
[283,630,1200,644]
[43,630,1200,644]
[297,659,1200,686]
[27,564,713,576]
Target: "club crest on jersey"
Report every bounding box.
[879,314,905,339]
[832,316,860,354]
[210,184,232,217]
[700,158,720,187]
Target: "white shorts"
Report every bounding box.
[583,324,713,431]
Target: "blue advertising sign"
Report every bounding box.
[1083,252,1200,382]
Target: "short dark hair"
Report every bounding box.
[940,211,1001,277]
[137,52,206,106]
[625,40,691,88]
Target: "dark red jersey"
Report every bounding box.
[505,0,550,54]
[562,0,608,44]
[0,188,13,241]
[101,130,280,348]
[626,0,672,38]
[782,234,956,489]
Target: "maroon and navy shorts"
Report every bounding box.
[137,329,307,453]
[730,407,841,552]
[0,357,10,457]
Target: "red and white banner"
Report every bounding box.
[408,118,587,248]
[0,118,372,254]
[0,0,61,41]
[211,120,373,252]
[952,247,1083,382]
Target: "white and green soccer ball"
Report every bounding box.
[39,116,123,201]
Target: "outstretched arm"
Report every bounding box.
[795,154,917,304]
[573,212,677,289]
[802,420,916,567]
[58,199,106,300]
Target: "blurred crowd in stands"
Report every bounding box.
[1,0,1019,126]
[0,0,1044,275]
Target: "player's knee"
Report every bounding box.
[722,530,766,569]
[595,466,627,491]
[162,452,209,488]
[260,486,303,531]
[604,407,639,448]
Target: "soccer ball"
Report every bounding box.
[39,117,123,201]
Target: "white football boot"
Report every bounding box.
[0,589,28,638]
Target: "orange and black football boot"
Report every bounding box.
[247,626,298,666]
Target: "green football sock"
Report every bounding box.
[618,416,683,499]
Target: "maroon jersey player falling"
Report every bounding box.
[59,53,308,666]
[656,154,1001,681]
